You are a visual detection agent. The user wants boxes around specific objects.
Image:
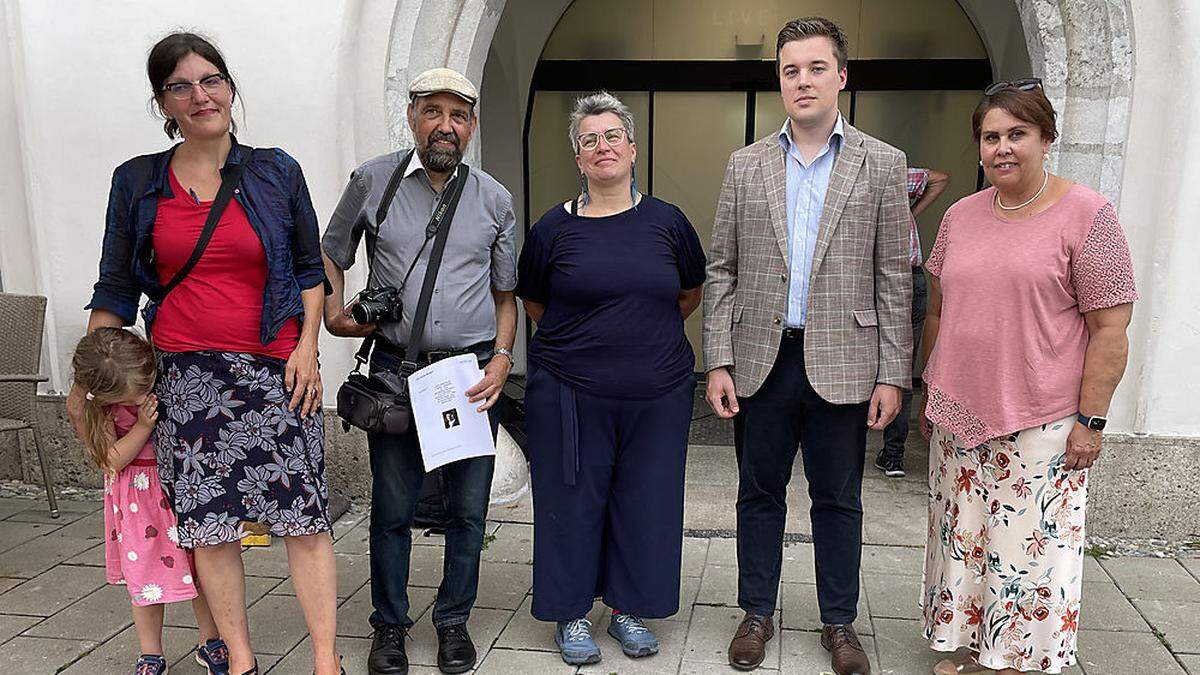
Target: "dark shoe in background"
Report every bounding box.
[436,623,477,674]
[368,624,409,675]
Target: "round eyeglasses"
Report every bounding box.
[162,73,229,100]
[577,127,627,152]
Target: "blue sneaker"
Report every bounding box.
[554,618,602,665]
[196,638,230,674]
[607,612,659,658]
[134,654,167,675]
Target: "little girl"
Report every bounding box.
[73,327,230,675]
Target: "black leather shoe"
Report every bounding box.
[436,623,477,674]
[368,624,409,675]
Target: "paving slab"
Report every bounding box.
[163,573,283,629]
[780,627,877,675]
[683,605,781,669]
[475,561,532,611]
[22,583,133,641]
[270,552,371,600]
[475,647,577,674]
[1179,653,1200,674]
[779,582,872,634]
[780,543,816,584]
[336,582,436,639]
[697,562,739,607]
[681,537,709,578]
[1076,629,1186,673]
[0,521,61,554]
[860,574,922,621]
[481,522,533,564]
[861,544,924,576]
[60,624,198,673]
[0,531,98,578]
[5,506,96,526]
[1079,581,1152,632]
[0,563,105,616]
[331,521,371,555]
[1132,597,1200,653]
[1103,557,1200,602]
[246,592,318,656]
[266,635,367,674]
[0,635,98,673]
[406,606,511,666]
[577,617,688,674]
[493,595,556,652]
[0,612,40,644]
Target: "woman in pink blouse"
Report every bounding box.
[917,80,1137,675]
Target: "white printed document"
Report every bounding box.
[408,353,496,471]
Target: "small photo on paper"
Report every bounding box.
[442,408,461,429]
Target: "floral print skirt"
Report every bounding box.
[922,415,1086,674]
[153,350,330,548]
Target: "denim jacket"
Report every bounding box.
[86,135,326,345]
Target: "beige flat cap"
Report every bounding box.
[408,67,479,105]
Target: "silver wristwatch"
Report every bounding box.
[493,347,514,365]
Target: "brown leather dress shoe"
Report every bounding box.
[728,613,775,671]
[821,624,871,675]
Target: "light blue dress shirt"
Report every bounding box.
[778,116,844,327]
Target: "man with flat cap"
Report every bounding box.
[322,67,517,675]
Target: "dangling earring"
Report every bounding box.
[979,160,984,167]
[630,165,639,203]
[578,172,589,207]
[1044,151,1050,161]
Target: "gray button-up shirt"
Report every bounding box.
[322,149,517,350]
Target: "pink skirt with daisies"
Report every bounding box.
[103,404,199,606]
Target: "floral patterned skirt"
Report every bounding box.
[922,415,1086,674]
[153,350,330,548]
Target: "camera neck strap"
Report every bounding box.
[353,160,470,371]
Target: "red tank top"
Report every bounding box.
[151,168,300,359]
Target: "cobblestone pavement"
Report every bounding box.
[0,444,1196,674]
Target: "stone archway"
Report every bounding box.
[1014,0,1134,203]
[384,0,1136,203]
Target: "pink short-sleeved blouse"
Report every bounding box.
[922,183,1137,448]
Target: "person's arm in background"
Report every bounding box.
[910,168,950,217]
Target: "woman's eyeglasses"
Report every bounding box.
[577,127,627,152]
[162,73,229,100]
[984,78,1042,96]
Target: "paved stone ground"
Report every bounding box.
[0,442,1197,674]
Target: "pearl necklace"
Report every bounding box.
[996,168,1050,211]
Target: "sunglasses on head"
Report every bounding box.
[984,78,1043,96]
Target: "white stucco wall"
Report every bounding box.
[1116,0,1200,437]
[1,0,1196,441]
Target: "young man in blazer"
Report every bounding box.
[702,17,912,675]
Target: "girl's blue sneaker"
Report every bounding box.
[608,612,659,658]
[555,617,602,665]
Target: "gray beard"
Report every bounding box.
[418,143,461,173]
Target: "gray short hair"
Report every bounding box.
[568,91,636,154]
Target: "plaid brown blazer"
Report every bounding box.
[701,122,913,403]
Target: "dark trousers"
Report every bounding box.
[734,333,869,624]
[366,348,497,630]
[881,267,929,459]
[525,364,694,622]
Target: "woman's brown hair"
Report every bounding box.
[972,86,1058,143]
[71,328,156,473]
[148,31,239,139]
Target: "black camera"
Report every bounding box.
[351,286,403,325]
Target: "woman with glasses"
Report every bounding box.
[77,32,341,675]
[918,80,1137,674]
[516,91,706,666]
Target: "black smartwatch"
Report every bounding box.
[1076,412,1107,431]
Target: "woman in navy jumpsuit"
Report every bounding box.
[516,91,706,666]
